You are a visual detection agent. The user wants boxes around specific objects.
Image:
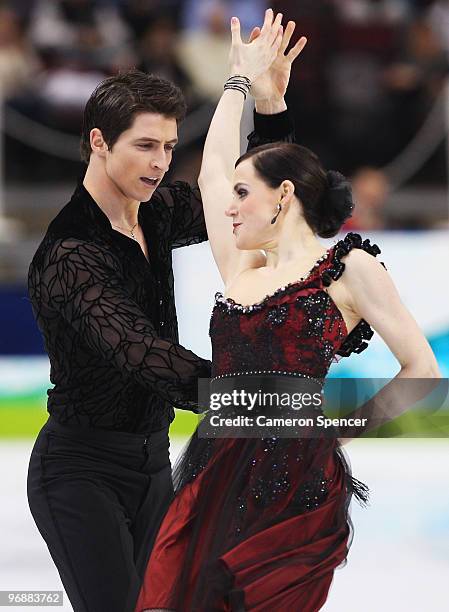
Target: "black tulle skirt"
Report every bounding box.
[136,425,368,612]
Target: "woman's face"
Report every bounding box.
[226,159,282,251]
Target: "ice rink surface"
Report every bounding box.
[1,438,448,612]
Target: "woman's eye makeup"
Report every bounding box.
[236,188,248,198]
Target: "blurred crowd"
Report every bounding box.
[0,0,448,230]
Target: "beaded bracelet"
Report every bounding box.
[224,75,252,99]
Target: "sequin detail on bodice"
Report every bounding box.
[210,232,383,379]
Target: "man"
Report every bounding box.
[26,61,294,612]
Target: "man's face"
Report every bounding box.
[104,112,178,202]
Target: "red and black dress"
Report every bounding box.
[136,233,382,612]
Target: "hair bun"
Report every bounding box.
[317,170,354,238]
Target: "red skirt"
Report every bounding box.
[135,433,367,612]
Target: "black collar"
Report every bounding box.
[71,181,117,232]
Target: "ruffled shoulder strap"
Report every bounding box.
[321,232,382,287]
[320,232,384,357]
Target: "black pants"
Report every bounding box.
[27,415,174,612]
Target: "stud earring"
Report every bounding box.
[271,202,282,224]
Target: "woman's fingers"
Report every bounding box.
[271,26,284,60]
[230,16,242,46]
[260,8,274,36]
[286,35,308,62]
[267,12,283,46]
[280,21,296,54]
[272,26,283,51]
[248,26,261,43]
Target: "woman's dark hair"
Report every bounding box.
[235,142,354,238]
[80,69,187,163]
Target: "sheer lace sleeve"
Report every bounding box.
[39,238,211,410]
[153,181,208,250]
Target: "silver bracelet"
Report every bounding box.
[224,75,252,99]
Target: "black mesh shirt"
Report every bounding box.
[28,110,294,434]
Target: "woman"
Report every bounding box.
[136,10,440,612]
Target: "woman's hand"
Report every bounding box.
[198,9,286,285]
[229,8,284,83]
[249,20,307,102]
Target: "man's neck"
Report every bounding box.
[83,162,139,229]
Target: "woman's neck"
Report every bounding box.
[264,222,325,269]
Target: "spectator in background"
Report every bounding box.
[24,0,136,128]
[29,0,133,72]
[176,1,231,101]
[175,0,266,101]
[332,0,411,23]
[0,6,41,99]
[344,167,390,230]
[427,0,449,58]
[325,9,399,171]
[384,14,448,99]
[4,0,38,20]
[181,0,266,33]
[324,0,447,174]
[272,0,338,163]
[138,17,194,103]
[383,11,448,181]
[120,0,183,37]
[36,52,108,117]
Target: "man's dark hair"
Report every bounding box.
[80,70,187,163]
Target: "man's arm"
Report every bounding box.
[247,104,295,150]
[151,180,206,250]
[34,238,211,411]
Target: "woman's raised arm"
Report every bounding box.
[198,9,285,284]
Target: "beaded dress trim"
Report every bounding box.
[214,232,383,358]
[215,248,331,314]
[211,370,322,386]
